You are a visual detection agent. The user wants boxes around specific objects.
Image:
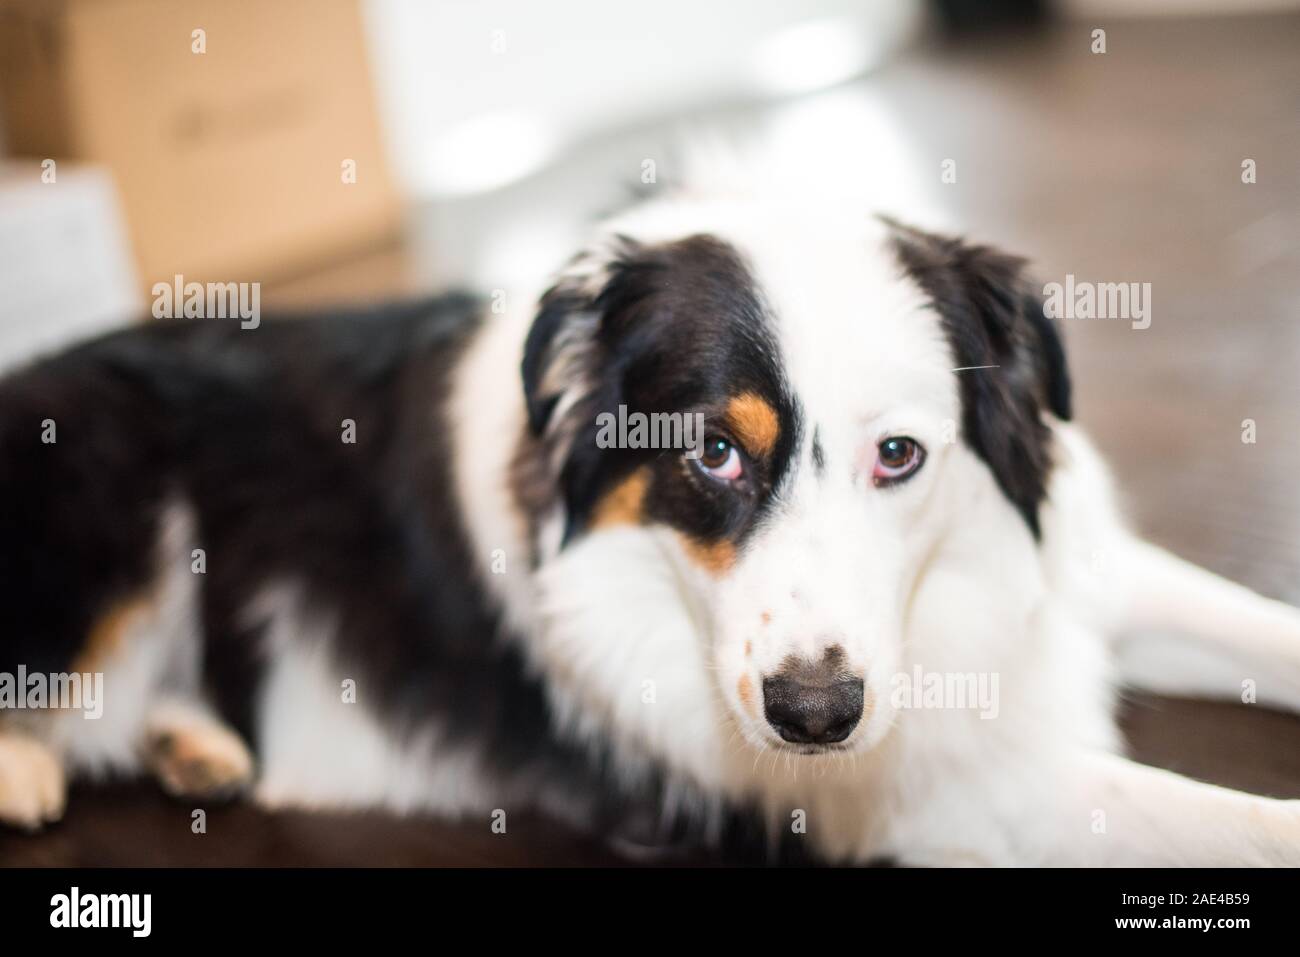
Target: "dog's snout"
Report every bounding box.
[761,648,864,745]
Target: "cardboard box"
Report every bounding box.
[0,0,402,293]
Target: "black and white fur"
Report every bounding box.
[2,191,1299,865]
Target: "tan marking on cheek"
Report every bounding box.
[737,673,756,716]
[591,469,649,529]
[760,611,771,626]
[744,640,753,657]
[678,535,736,576]
[73,597,152,673]
[725,393,780,458]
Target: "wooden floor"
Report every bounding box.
[3,12,1298,866]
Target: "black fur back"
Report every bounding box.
[0,299,794,861]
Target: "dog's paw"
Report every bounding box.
[0,733,66,830]
[144,718,253,798]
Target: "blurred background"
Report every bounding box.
[1,0,1298,864]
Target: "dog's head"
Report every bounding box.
[516,198,1069,759]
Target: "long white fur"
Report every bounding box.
[450,194,1300,865]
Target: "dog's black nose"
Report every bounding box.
[762,649,864,745]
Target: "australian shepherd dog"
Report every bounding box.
[2,191,1299,865]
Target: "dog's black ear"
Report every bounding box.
[520,237,646,439]
[518,237,653,548]
[521,285,589,437]
[887,222,1071,537]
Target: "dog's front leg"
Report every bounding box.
[1047,750,1300,866]
[1111,539,1300,711]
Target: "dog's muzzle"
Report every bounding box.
[761,647,864,745]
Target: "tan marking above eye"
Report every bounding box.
[591,468,650,529]
[724,393,780,458]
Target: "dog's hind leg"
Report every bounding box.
[1110,539,1300,711]
[142,698,254,799]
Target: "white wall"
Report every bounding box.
[361,0,921,198]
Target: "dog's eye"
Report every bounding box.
[696,436,744,482]
[873,437,925,486]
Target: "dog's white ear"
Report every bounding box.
[887,221,1071,537]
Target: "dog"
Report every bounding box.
[2,191,1299,866]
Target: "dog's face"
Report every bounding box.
[519,199,1069,760]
